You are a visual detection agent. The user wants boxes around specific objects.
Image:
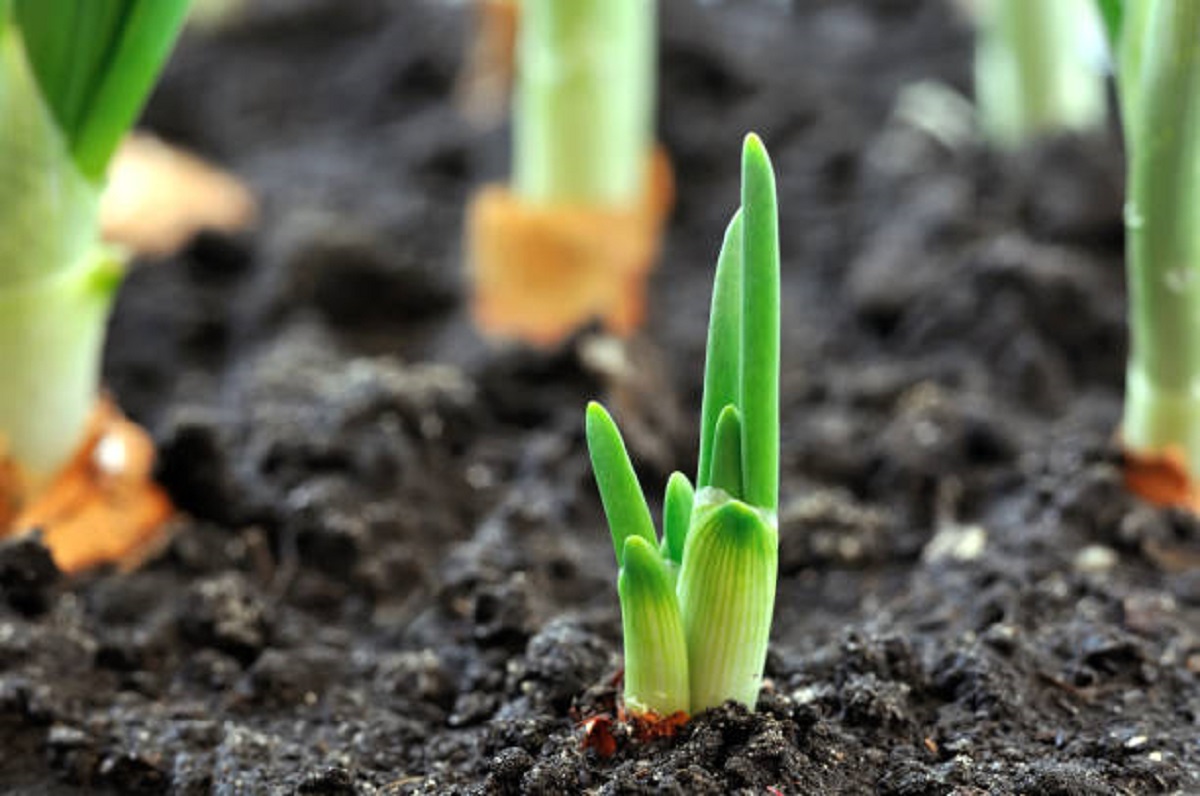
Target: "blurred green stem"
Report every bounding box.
[1122,0,1200,472]
[513,0,654,206]
[974,0,1106,147]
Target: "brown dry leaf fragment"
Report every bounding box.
[101,132,257,258]
[466,147,674,348]
[1121,444,1200,572]
[578,706,690,759]
[5,397,174,573]
[1122,443,1200,514]
[579,714,618,758]
[627,710,689,743]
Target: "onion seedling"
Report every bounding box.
[586,134,779,717]
[973,0,1107,147]
[1097,0,1200,508]
[0,1,187,563]
[466,0,673,347]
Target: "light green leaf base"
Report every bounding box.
[1123,365,1200,477]
[0,248,123,482]
[677,487,778,713]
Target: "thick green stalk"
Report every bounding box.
[512,0,654,206]
[619,535,689,716]
[1121,0,1200,473]
[974,0,1106,147]
[1116,0,1152,144]
[0,2,187,480]
[0,23,99,287]
[0,250,122,479]
[676,489,778,713]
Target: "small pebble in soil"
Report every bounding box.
[1073,544,1118,574]
[921,523,987,563]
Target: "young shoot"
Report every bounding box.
[586,134,780,717]
[973,0,1107,147]
[0,0,188,484]
[1100,0,1200,503]
[513,0,655,207]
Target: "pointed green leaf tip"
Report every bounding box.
[618,535,689,716]
[708,404,743,499]
[661,471,694,567]
[585,401,656,566]
[740,132,780,512]
[13,0,190,183]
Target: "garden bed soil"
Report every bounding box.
[1,0,1197,792]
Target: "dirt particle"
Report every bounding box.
[295,766,356,795]
[178,574,270,664]
[485,747,535,794]
[0,534,59,617]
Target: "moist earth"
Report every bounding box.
[1,0,1197,793]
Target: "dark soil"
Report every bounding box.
[1,0,1197,793]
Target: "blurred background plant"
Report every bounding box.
[970,0,1108,147]
[465,0,673,347]
[0,0,189,571]
[1098,0,1200,511]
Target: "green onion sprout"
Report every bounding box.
[0,0,188,482]
[513,0,655,207]
[974,0,1107,147]
[1101,0,1200,483]
[586,134,780,717]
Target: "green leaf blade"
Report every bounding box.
[14,0,190,182]
[586,401,658,567]
[739,133,780,512]
[697,209,743,489]
[618,535,690,716]
[662,471,694,567]
[1095,0,1123,51]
